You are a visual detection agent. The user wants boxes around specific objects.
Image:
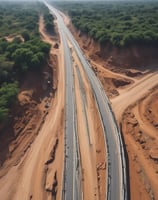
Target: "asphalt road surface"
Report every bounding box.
[46,3,78,199]
[43,1,127,200]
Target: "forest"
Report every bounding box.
[0,2,52,122]
[54,1,158,47]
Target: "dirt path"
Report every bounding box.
[0,16,64,200]
[112,72,158,121]
[121,86,158,200]
[91,59,135,81]
[134,103,158,141]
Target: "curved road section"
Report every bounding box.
[43,1,128,200]
[43,2,81,199]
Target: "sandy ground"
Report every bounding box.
[112,72,158,121]
[62,13,158,200]
[121,86,158,200]
[0,57,55,170]
[69,41,106,199]
[0,16,64,200]
[4,35,24,42]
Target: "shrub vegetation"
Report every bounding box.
[53,1,158,47]
[0,2,51,122]
[44,13,55,34]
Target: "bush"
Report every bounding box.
[57,1,158,47]
[21,31,30,41]
[0,82,19,122]
[0,2,52,123]
[44,13,54,33]
[0,107,9,122]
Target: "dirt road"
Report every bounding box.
[121,85,158,200]
[0,16,65,200]
[112,72,158,121]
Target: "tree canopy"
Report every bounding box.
[54,1,158,47]
[0,2,52,123]
[44,13,55,34]
[0,82,19,122]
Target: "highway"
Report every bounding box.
[61,27,76,200]
[43,1,127,200]
[65,23,127,200]
[44,2,80,199]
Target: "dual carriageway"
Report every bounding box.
[44,1,127,199]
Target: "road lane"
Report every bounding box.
[64,23,127,200]
[44,2,83,199]
[44,1,128,200]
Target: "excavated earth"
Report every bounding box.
[0,15,64,200]
[0,11,158,200]
[0,59,56,170]
[121,85,158,200]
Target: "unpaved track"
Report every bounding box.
[90,59,136,82]
[0,16,65,200]
[122,88,158,200]
[112,72,158,121]
[134,103,158,141]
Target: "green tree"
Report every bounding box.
[0,82,19,122]
[21,31,30,41]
